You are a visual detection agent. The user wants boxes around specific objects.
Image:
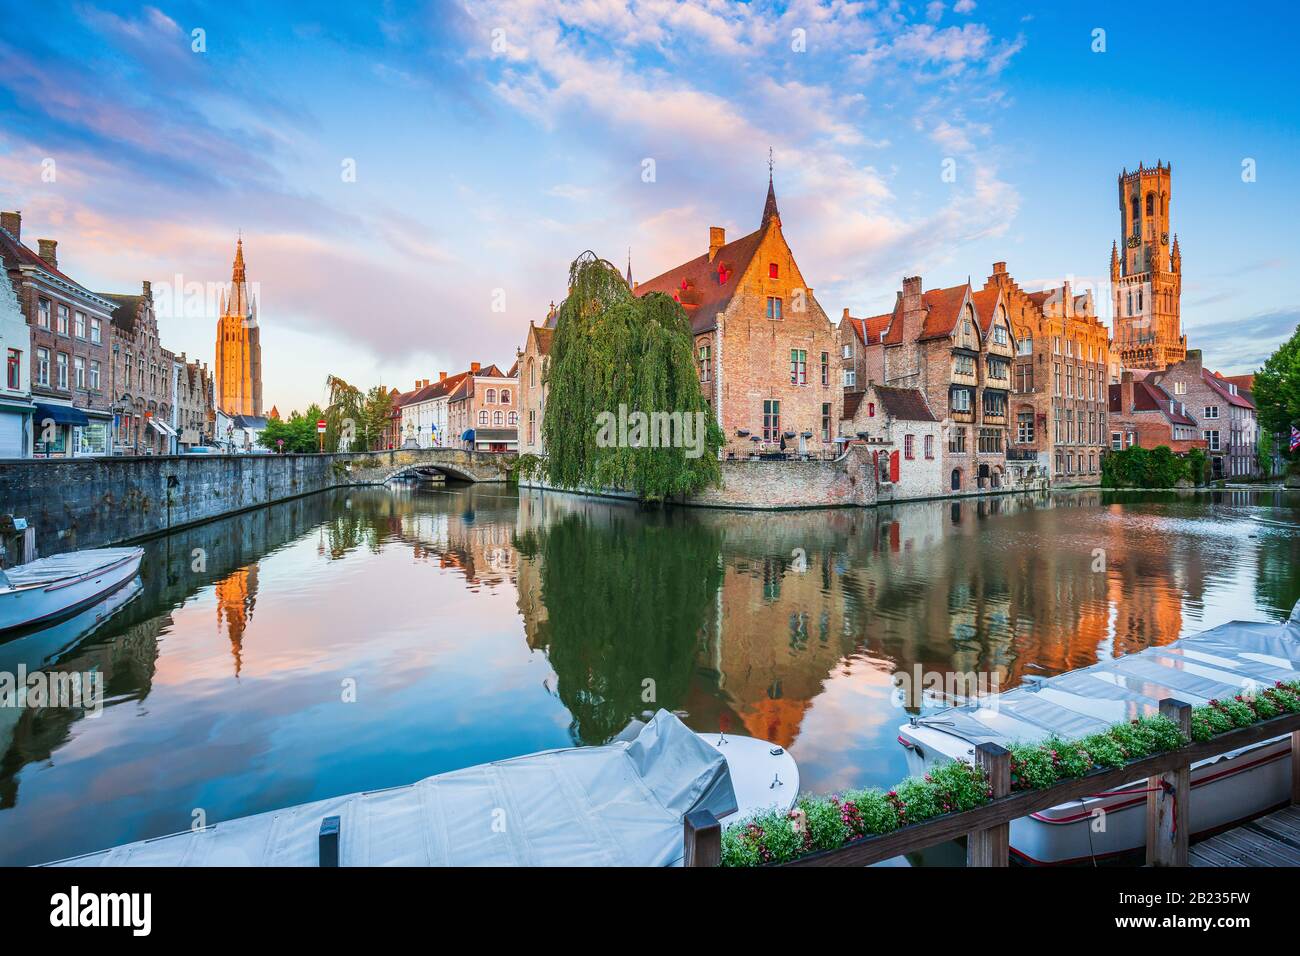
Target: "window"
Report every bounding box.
[904,434,915,459]
[528,359,536,388]
[89,360,100,390]
[1016,363,1034,393]
[1204,406,1218,419]
[982,391,1006,417]
[493,410,503,426]
[698,345,711,381]
[769,262,779,279]
[1111,432,1122,450]
[821,403,831,443]
[993,325,1008,346]
[766,297,782,320]
[1018,335,1032,356]
[949,426,966,453]
[954,354,975,376]
[987,356,1009,380]
[1053,336,1061,354]
[762,400,780,442]
[500,389,510,405]
[820,352,829,387]
[842,343,852,359]
[978,428,1002,454]
[56,352,69,388]
[1053,363,1062,396]
[1016,413,1034,444]
[75,312,86,338]
[478,410,488,425]
[1146,192,1155,216]
[868,402,876,418]
[790,349,806,385]
[950,387,972,413]
[36,348,49,386]
[6,348,19,389]
[924,434,934,459]
[842,369,856,387]
[485,388,496,404]
[38,298,51,329]
[74,356,85,388]
[527,410,536,445]
[1204,430,1220,451]
[57,304,69,335]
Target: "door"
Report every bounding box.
[889,450,900,483]
[0,411,23,457]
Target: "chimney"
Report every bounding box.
[900,276,924,342]
[1121,371,1135,414]
[0,211,19,240]
[439,371,447,382]
[37,239,58,270]
[992,261,1007,275]
[143,279,152,298]
[708,226,725,262]
[470,362,481,373]
[842,307,850,320]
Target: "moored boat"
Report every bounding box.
[0,547,144,635]
[897,600,1300,864]
[43,709,798,866]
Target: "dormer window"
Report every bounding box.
[769,263,779,279]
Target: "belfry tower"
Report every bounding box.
[1111,162,1185,370]
[215,237,263,416]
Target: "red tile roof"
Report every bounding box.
[633,227,766,334]
[843,391,864,420]
[969,287,1000,333]
[919,284,971,341]
[1204,369,1255,408]
[1110,380,1198,426]
[875,385,938,422]
[846,309,894,346]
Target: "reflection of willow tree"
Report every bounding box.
[524,513,722,745]
[1255,521,1300,619]
[322,500,387,559]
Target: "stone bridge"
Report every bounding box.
[339,447,516,484]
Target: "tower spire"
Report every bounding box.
[232,234,246,283]
[762,146,780,226]
[625,247,633,286]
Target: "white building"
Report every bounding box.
[0,266,33,457]
[841,383,945,500]
[400,369,473,448]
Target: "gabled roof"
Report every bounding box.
[843,391,864,420]
[527,323,555,356]
[969,287,1001,333]
[1203,369,1255,409]
[846,308,894,346]
[1110,380,1198,426]
[918,284,971,341]
[634,226,767,334]
[0,224,113,307]
[101,292,145,335]
[875,385,938,422]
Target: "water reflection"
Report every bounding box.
[0,483,1295,865]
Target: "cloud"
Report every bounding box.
[1184,309,1299,373]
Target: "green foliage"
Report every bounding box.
[1101,444,1202,488]
[1257,429,1274,477]
[257,404,326,453]
[323,376,394,452]
[1253,323,1300,447]
[541,252,723,501]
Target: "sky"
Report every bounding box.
[1,0,1296,415]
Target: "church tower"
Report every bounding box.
[214,237,263,416]
[1111,162,1185,370]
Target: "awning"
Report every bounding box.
[32,402,89,427]
[150,417,178,437]
[474,428,518,443]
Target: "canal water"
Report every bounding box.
[1,484,1297,866]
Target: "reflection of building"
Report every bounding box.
[215,238,262,417]
[215,565,259,676]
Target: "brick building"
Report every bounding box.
[0,211,115,456]
[517,317,554,456]
[400,369,473,448]
[215,237,262,417]
[840,383,944,499]
[1111,162,1185,371]
[102,282,177,455]
[1148,350,1258,478]
[634,176,840,458]
[980,264,1112,484]
[846,275,1015,493]
[1107,373,1204,454]
[447,362,517,451]
[173,352,215,449]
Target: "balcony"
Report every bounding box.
[1005,446,1039,462]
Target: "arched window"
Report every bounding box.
[1146,192,1154,216]
[478,410,488,425]
[508,411,518,425]
[1130,195,1139,222]
[528,359,535,388]
[485,388,496,404]
[500,389,510,405]
[494,410,503,426]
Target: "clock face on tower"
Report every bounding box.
[1161,232,1169,245]
[1126,235,1140,248]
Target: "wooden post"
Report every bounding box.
[1291,729,1299,806]
[684,809,721,868]
[968,742,1011,867]
[319,815,340,867]
[1146,699,1192,867]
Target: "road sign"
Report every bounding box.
[317,419,327,433]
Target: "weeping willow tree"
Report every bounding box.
[541,252,723,500]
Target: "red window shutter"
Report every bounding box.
[889,450,900,482]
[769,262,778,278]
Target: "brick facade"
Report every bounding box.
[1111,162,1185,371]
[1148,350,1258,478]
[103,282,176,455]
[1107,374,1205,455]
[517,319,553,456]
[840,383,945,499]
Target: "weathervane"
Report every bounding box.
[768,146,774,177]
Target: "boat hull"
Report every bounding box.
[0,548,144,634]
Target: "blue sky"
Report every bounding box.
[1,0,1296,413]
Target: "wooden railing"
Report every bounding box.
[684,699,1300,868]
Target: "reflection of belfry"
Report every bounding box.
[215,237,263,416]
[215,565,259,676]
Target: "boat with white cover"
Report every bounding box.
[0,547,144,634]
[897,600,1300,864]
[43,709,798,867]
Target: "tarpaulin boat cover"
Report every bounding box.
[912,600,1300,750]
[45,710,738,867]
[4,548,141,589]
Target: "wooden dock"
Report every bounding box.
[1190,806,1300,867]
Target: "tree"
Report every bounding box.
[1254,323,1300,458]
[1257,428,1274,477]
[540,252,723,501]
[257,404,324,453]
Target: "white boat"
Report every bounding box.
[43,710,798,867]
[897,600,1300,864]
[0,547,144,634]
